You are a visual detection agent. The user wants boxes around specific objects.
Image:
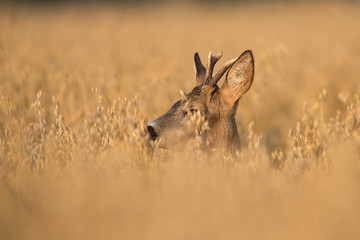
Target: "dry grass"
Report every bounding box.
[1,2,360,240]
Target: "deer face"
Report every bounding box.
[147,50,254,149]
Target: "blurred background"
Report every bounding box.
[1,1,360,239]
[2,0,360,4]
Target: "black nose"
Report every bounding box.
[147,125,158,140]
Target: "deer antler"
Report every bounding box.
[194,51,238,86]
[209,56,238,86]
[205,51,223,82]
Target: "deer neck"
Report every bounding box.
[208,94,240,149]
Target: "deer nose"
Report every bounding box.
[146,125,158,141]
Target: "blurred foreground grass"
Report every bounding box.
[1,2,360,240]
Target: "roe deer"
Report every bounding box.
[147,50,254,150]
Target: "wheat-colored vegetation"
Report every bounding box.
[1,2,360,240]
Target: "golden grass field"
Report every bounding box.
[1,2,360,239]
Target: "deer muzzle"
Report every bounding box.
[146,121,159,141]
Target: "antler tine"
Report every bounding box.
[209,57,238,86]
[205,51,223,82]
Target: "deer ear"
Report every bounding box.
[194,52,206,85]
[221,50,254,103]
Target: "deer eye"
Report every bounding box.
[184,109,196,117]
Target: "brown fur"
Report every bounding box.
[147,50,254,150]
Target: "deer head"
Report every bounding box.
[147,50,254,150]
